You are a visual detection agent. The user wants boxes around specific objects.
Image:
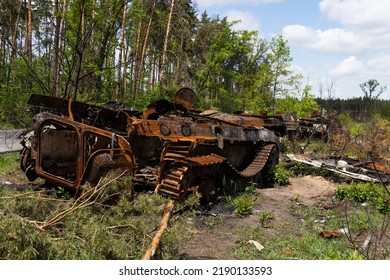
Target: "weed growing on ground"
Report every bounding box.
[335,182,390,214]
[259,211,274,228]
[267,164,290,186]
[234,194,255,216]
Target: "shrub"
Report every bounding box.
[234,194,255,216]
[335,182,390,214]
[269,165,290,186]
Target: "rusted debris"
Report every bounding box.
[20,87,286,202]
[320,229,342,238]
[278,112,329,139]
[286,154,390,183]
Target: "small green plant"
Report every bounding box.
[269,164,290,186]
[259,211,274,228]
[55,186,72,199]
[291,194,301,203]
[234,194,255,216]
[245,181,258,194]
[290,162,315,176]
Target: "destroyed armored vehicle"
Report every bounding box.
[20,88,286,201]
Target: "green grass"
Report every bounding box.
[0,152,19,174]
[231,199,388,260]
[0,172,198,260]
[336,182,390,214]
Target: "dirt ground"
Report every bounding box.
[178,175,339,259]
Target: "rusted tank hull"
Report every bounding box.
[20,88,285,201]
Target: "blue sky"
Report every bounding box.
[194,0,390,100]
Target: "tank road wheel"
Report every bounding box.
[25,165,38,182]
[19,147,30,172]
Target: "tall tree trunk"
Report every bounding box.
[159,0,175,99]
[56,0,67,97]
[10,2,22,63]
[137,0,156,94]
[52,0,60,95]
[175,34,183,85]
[132,1,144,104]
[26,0,32,64]
[116,3,127,100]
[91,0,95,44]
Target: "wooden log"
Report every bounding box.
[141,199,174,260]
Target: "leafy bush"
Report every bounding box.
[269,164,290,186]
[335,182,390,213]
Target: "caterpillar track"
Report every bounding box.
[20,87,286,203]
[228,143,278,178]
[156,141,278,200]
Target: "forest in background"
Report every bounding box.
[0,0,389,128]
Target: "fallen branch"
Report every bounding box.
[30,171,127,231]
[141,199,174,260]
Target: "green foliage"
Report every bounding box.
[289,162,336,179]
[233,194,255,216]
[0,174,191,259]
[276,85,320,118]
[259,211,274,228]
[0,84,32,128]
[55,187,72,199]
[0,152,19,174]
[268,164,290,186]
[244,181,258,195]
[290,194,301,203]
[337,113,364,136]
[316,96,390,120]
[335,182,390,213]
[0,215,54,259]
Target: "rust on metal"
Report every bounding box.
[20,88,286,202]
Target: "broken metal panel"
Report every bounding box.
[28,94,130,134]
[286,154,390,183]
[27,112,135,191]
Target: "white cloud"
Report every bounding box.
[318,0,390,51]
[283,25,365,54]
[366,54,390,76]
[225,10,261,32]
[320,0,390,32]
[195,0,282,8]
[330,56,364,77]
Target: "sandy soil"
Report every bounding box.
[178,175,339,259]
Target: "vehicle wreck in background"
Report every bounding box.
[20,88,286,202]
